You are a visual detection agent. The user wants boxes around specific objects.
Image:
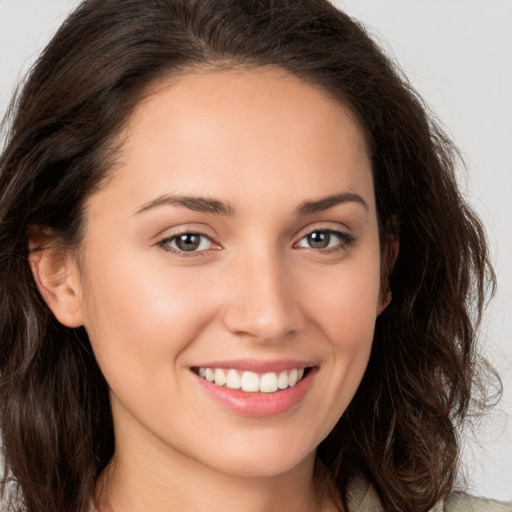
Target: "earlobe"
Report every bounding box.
[28,232,84,328]
[377,286,392,315]
[378,216,400,315]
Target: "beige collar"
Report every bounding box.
[346,477,444,512]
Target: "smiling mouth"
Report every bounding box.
[192,367,310,393]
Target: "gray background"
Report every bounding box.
[1,0,511,501]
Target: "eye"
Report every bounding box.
[159,232,216,253]
[295,229,354,251]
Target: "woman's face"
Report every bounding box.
[74,68,387,478]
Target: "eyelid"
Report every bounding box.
[155,222,356,257]
[293,221,352,241]
[293,225,357,252]
[157,228,222,256]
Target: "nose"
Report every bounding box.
[221,250,304,342]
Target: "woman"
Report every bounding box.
[0,0,508,511]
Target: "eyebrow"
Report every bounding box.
[135,195,235,216]
[135,191,368,216]
[295,192,369,215]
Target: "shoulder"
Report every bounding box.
[443,491,512,512]
[346,477,512,512]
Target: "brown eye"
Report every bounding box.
[295,229,355,252]
[161,232,215,253]
[306,231,331,249]
[175,233,202,251]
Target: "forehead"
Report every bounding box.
[96,67,374,217]
[125,66,370,159]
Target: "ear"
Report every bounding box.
[377,215,400,314]
[28,230,84,328]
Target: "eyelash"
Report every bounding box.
[293,229,357,254]
[157,228,356,257]
[157,232,218,258]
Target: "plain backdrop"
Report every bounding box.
[1,0,511,501]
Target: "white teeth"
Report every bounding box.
[288,368,298,387]
[277,370,289,389]
[260,372,278,393]
[196,367,307,393]
[241,371,260,392]
[225,369,241,389]
[214,368,226,386]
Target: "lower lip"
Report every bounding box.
[194,369,316,417]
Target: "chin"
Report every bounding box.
[193,433,319,479]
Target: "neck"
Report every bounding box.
[95,454,332,512]
[95,434,335,512]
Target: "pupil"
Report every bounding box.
[308,231,330,249]
[176,234,200,251]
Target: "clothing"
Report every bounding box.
[89,484,512,512]
[88,477,512,511]
[346,477,512,512]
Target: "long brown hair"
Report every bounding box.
[0,1,498,511]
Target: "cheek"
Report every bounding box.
[80,247,215,382]
[302,254,381,412]
[307,254,382,342]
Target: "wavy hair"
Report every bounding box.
[0,0,497,511]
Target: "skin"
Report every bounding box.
[32,67,390,512]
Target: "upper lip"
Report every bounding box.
[192,358,317,373]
